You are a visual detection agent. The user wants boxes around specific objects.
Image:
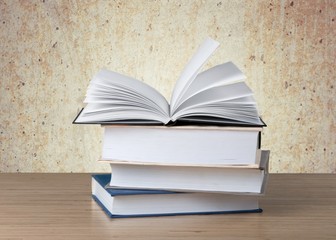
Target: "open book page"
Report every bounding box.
[171,83,263,125]
[170,37,220,113]
[177,62,246,105]
[77,103,169,123]
[76,69,171,124]
[173,82,254,114]
[85,83,163,114]
[175,106,262,125]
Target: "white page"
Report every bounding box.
[110,164,264,193]
[170,38,219,113]
[178,62,246,104]
[112,192,259,215]
[82,100,163,114]
[215,96,257,104]
[89,69,170,116]
[103,126,260,166]
[85,88,167,115]
[174,110,262,125]
[172,82,253,119]
[86,86,158,107]
[174,103,262,124]
[181,105,259,117]
[77,105,170,123]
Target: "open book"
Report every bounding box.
[74,37,264,126]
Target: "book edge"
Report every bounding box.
[92,194,262,218]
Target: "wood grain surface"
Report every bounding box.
[0,173,335,239]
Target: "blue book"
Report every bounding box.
[92,174,262,218]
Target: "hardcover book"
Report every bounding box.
[107,151,270,194]
[92,174,263,218]
[101,125,262,166]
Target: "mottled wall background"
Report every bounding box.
[0,0,335,173]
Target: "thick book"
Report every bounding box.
[107,150,270,194]
[101,125,262,166]
[92,174,262,218]
[74,37,265,126]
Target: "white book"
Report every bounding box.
[74,37,264,126]
[92,174,263,218]
[108,151,269,194]
[101,125,262,166]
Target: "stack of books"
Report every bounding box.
[74,38,269,218]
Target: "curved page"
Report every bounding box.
[77,69,170,124]
[170,38,219,113]
[176,62,246,106]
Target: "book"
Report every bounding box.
[92,174,263,218]
[107,150,270,194]
[101,125,262,166]
[74,37,264,126]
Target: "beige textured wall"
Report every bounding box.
[0,0,335,173]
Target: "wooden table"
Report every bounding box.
[0,174,335,239]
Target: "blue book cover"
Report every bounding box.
[92,173,179,196]
[91,174,262,218]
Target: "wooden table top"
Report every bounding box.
[0,173,335,239]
